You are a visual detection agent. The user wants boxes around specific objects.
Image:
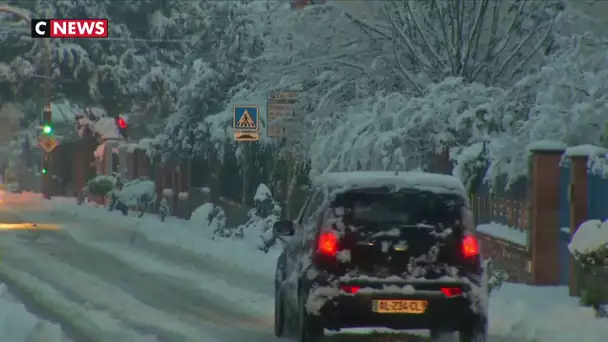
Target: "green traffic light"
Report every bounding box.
[42,125,53,134]
[42,168,47,174]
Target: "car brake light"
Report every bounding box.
[461,235,479,258]
[340,285,360,294]
[317,231,339,257]
[440,287,462,297]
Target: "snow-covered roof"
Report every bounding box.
[312,171,467,196]
[527,140,567,152]
[564,145,607,158]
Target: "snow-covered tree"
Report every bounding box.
[370,0,562,90]
[162,1,265,158]
[236,184,282,253]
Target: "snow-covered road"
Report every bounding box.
[0,212,280,341]
[0,193,606,342]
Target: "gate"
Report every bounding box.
[587,171,608,221]
[558,163,571,285]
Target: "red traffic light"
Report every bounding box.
[116,117,127,129]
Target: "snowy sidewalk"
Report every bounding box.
[0,282,69,342]
[6,192,608,342]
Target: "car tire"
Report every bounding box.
[297,293,324,342]
[458,315,487,342]
[274,284,285,337]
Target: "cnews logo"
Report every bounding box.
[31,19,108,38]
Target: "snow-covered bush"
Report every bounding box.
[192,203,227,238]
[158,198,170,222]
[117,179,156,208]
[86,175,116,197]
[569,219,608,314]
[108,178,156,217]
[570,219,608,268]
[485,259,509,295]
[236,184,282,253]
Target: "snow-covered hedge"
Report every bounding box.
[115,179,156,208]
[569,219,608,314]
[85,175,116,197]
[569,219,608,267]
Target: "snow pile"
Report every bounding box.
[490,283,608,342]
[569,219,608,265]
[0,283,69,342]
[191,202,226,237]
[237,184,282,253]
[116,179,156,208]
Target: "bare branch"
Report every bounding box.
[391,30,424,95]
[404,1,449,72]
[381,2,433,71]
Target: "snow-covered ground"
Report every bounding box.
[2,191,607,342]
[0,282,70,342]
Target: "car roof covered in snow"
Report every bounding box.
[312,171,467,198]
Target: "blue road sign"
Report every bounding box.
[233,105,259,131]
[233,105,260,142]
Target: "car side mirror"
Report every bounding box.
[273,220,295,236]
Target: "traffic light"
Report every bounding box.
[41,104,53,135]
[42,159,49,174]
[116,116,128,139]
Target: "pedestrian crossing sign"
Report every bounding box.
[233,105,260,141]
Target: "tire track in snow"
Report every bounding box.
[17,207,273,297]
[10,229,274,342]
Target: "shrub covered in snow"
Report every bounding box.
[569,219,608,314]
[108,178,156,217]
[158,198,170,222]
[570,219,608,267]
[236,184,282,253]
[117,179,156,208]
[191,203,227,238]
[485,259,509,295]
[85,175,116,197]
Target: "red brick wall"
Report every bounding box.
[479,233,532,283]
[529,149,563,285]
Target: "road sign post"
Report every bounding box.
[41,104,53,199]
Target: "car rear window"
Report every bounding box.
[327,188,465,227]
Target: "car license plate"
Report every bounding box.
[372,299,428,314]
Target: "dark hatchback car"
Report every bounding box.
[273,172,488,342]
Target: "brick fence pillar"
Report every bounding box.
[530,147,565,285]
[569,156,589,295]
[74,143,86,197]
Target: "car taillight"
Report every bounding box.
[462,235,479,258]
[340,284,360,294]
[317,231,339,257]
[440,287,463,297]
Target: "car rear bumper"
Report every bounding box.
[316,282,484,332]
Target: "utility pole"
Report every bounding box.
[41,37,53,199]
